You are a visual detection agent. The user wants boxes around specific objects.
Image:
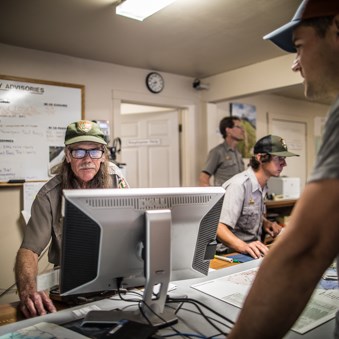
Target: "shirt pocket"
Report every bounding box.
[239,205,260,230]
[220,158,236,169]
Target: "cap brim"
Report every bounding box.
[270,151,299,157]
[65,136,107,145]
[263,20,300,53]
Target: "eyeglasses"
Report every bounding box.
[70,149,104,159]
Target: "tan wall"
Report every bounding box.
[0,186,52,304]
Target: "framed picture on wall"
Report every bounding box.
[230,102,256,158]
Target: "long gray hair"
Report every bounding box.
[53,146,113,189]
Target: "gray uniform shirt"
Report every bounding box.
[20,162,129,266]
[218,167,267,252]
[307,96,339,338]
[202,140,245,186]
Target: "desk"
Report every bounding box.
[0,303,21,327]
[0,260,335,338]
[266,199,297,225]
[0,256,235,326]
[210,255,239,270]
[0,299,70,328]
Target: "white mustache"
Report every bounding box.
[79,164,96,170]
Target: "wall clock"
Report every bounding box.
[146,72,164,93]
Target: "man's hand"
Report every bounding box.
[15,248,57,318]
[19,290,57,318]
[240,240,269,259]
[263,219,282,238]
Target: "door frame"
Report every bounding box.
[112,89,198,186]
[268,113,310,191]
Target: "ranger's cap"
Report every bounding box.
[64,120,107,145]
[254,135,299,157]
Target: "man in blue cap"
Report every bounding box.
[228,0,339,338]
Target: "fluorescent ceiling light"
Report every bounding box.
[116,0,176,21]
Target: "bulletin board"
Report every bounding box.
[0,75,84,182]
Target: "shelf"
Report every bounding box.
[265,199,297,209]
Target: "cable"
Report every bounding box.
[167,304,230,334]
[139,297,229,338]
[0,282,16,299]
[175,299,226,335]
[168,296,235,326]
[107,288,232,338]
[117,286,143,303]
[166,296,234,336]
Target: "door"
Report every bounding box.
[120,110,180,188]
[270,118,307,192]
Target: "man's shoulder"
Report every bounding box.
[223,170,250,187]
[37,175,62,197]
[210,141,227,152]
[108,162,125,177]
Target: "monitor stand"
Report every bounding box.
[82,209,178,328]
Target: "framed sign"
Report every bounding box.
[0,75,84,182]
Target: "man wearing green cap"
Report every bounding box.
[14,120,129,318]
[228,0,339,338]
[217,135,298,259]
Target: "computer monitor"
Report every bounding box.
[59,186,225,326]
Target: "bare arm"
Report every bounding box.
[15,248,57,318]
[217,222,269,259]
[199,172,211,187]
[228,180,339,339]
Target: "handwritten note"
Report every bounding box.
[0,76,83,181]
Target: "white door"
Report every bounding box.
[270,118,307,192]
[120,110,180,188]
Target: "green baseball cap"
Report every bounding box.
[254,135,299,157]
[64,120,107,145]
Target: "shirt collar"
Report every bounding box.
[246,167,268,196]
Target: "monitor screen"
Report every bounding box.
[59,186,224,325]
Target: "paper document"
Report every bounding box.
[0,322,89,339]
[37,269,59,291]
[192,266,339,334]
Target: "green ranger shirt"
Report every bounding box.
[217,167,267,253]
[20,162,129,265]
[202,140,244,186]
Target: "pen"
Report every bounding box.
[214,255,233,263]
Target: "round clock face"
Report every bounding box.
[146,72,164,93]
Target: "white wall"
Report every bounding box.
[0,43,199,121]
[202,55,302,102]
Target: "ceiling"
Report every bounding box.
[0,0,324,104]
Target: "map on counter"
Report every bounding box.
[0,322,89,339]
[192,266,338,334]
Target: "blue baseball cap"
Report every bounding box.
[263,0,339,52]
